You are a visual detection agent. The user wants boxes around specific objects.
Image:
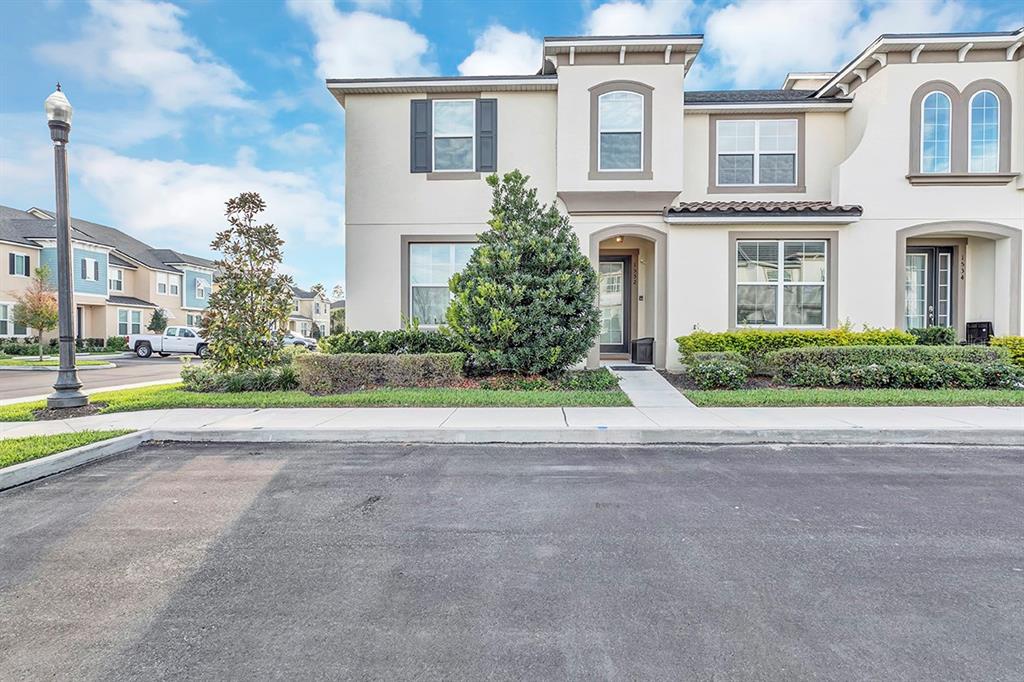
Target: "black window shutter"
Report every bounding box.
[80,259,86,280]
[476,98,497,172]
[410,99,432,173]
[25,254,29,274]
[8,253,13,275]
[93,261,100,281]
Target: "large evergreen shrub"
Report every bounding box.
[446,170,600,375]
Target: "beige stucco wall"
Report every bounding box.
[0,243,39,319]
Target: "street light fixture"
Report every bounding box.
[45,84,87,409]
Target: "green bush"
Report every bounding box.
[980,362,1024,389]
[105,336,128,351]
[676,327,915,364]
[909,326,957,345]
[319,329,468,355]
[687,359,749,389]
[476,368,620,391]
[688,351,749,366]
[930,362,985,389]
[991,336,1024,368]
[1,342,41,356]
[294,352,465,393]
[446,170,600,376]
[181,363,298,393]
[769,344,1008,381]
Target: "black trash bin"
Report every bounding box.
[631,337,654,365]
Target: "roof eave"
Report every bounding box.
[664,214,861,225]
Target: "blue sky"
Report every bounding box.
[1,0,1020,296]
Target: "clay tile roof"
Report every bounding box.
[666,200,862,217]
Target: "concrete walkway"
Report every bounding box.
[607,364,695,407]
[1,405,1021,445]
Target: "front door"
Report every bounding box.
[75,306,83,340]
[905,246,954,329]
[599,255,631,354]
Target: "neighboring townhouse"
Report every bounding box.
[332,28,1024,371]
[289,285,331,337]
[0,205,215,341]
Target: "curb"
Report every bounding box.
[0,431,150,491]
[0,363,117,372]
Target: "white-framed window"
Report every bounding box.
[314,301,321,314]
[409,242,475,325]
[736,240,827,328]
[157,272,168,294]
[109,268,124,292]
[921,91,952,174]
[293,299,300,312]
[300,322,309,336]
[318,322,326,336]
[10,253,30,277]
[169,274,180,296]
[432,99,475,172]
[0,302,28,336]
[117,308,142,335]
[968,90,999,173]
[81,257,99,281]
[598,91,644,171]
[195,278,207,300]
[186,313,203,327]
[717,119,798,186]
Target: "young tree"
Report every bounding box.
[447,170,600,375]
[331,284,344,301]
[12,265,59,361]
[201,192,294,371]
[147,308,168,333]
[331,306,346,334]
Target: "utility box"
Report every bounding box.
[631,337,654,365]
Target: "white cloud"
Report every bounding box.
[286,0,435,78]
[37,0,249,112]
[585,0,694,36]
[703,0,970,88]
[269,123,325,155]
[458,25,541,76]
[74,146,345,252]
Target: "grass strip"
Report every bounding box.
[0,430,134,469]
[0,359,111,367]
[684,388,1024,407]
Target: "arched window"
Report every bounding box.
[598,91,644,171]
[969,90,999,173]
[920,91,951,173]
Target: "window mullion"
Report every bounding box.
[753,121,761,187]
[776,240,784,327]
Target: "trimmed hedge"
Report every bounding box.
[676,328,915,363]
[786,360,1021,390]
[688,351,749,366]
[991,336,1024,368]
[909,326,956,345]
[688,359,749,389]
[295,352,465,393]
[318,329,468,355]
[181,364,298,393]
[768,344,1009,381]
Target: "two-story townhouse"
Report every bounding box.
[329,28,1024,371]
[289,285,331,337]
[0,205,215,341]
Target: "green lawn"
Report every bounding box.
[684,388,1024,407]
[0,358,111,367]
[0,383,631,422]
[0,430,134,469]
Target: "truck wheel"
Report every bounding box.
[197,344,210,359]
[136,343,152,358]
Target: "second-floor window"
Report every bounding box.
[598,91,643,171]
[717,119,798,186]
[195,278,207,300]
[109,268,123,291]
[432,100,475,172]
[969,90,999,173]
[81,257,99,282]
[10,253,30,277]
[293,299,300,312]
[920,91,951,174]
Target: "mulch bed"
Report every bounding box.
[32,403,106,421]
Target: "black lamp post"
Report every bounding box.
[45,84,87,409]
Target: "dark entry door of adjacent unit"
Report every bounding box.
[75,306,84,341]
[905,246,955,330]
[599,255,631,354]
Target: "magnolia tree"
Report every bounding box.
[201,192,294,371]
[12,265,58,361]
[446,170,600,375]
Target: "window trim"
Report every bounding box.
[117,308,142,335]
[589,80,653,181]
[0,301,29,337]
[597,90,644,172]
[715,118,799,188]
[431,98,476,173]
[728,231,838,330]
[195,277,207,300]
[109,267,124,292]
[169,274,180,296]
[400,234,477,328]
[82,257,99,282]
[708,113,806,194]
[967,89,999,174]
[919,90,952,174]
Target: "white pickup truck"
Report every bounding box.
[127,326,210,359]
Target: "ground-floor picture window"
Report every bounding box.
[0,303,28,335]
[409,242,474,325]
[118,309,141,335]
[736,239,826,327]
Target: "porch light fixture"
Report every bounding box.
[615,236,624,243]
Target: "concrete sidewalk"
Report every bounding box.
[1,405,1021,445]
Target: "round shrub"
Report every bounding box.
[688,359,749,390]
[980,362,1024,389]
[909,326,957,346]
[787,364,837,387]
[932,361,984,389]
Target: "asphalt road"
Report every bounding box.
[0,355,187,401]
[1,443,1021,680]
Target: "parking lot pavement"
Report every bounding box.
[0,355,187,401]
[1,443,1021,680]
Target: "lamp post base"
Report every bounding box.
[47,369,88,409]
